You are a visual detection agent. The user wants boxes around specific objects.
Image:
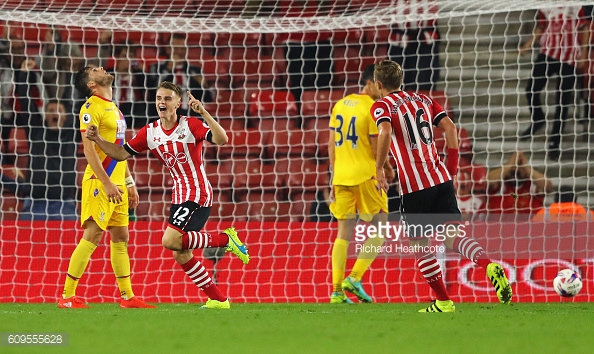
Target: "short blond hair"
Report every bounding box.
[374,60,403,91]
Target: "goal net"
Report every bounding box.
[1,0,592,304]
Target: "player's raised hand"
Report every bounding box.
[85,125,99,141]
[187,91,206,115]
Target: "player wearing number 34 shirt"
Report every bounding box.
[85,81,249,309]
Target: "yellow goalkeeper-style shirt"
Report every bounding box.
[330,93,378,186]
[79,95,127,186]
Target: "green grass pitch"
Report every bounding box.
[1,303,593,353]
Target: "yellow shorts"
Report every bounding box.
[330,179,388,222]
[80,179,129,230]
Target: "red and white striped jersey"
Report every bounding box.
[537,6,589,66]
[125,116,213,207]
[371,91,451,195]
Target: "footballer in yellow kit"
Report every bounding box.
[328,64,392,305]
[79,95,129,230]
[329,92,388,222]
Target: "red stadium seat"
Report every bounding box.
[203,161,233,195]
[128,157,172,192]
[46,0,94,11]
[135,192,170,221]
[231,158,282,195]
[243,191,292,222]
[248,90,298,118]
[144,0,197,16]
[208,192,249,222]
[267,130,317,159]
[332,46,376,86]
[289,191,318,222]
[207,88,247,119]
[1,1,44,11]
[60,26,100,44]
[94,0,144,14]
[201,58,231,88]
[112,30,158,45]
[300,89,346,119]
[417,90,454,120]
[275,158,329,197]
[214,32,262,47]
[217,129,266,159]
[3,22,48,43]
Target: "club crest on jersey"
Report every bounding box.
[374,107,384,117]
[175,127,187,140]
[82,113,92,124]
[163,151,187,167]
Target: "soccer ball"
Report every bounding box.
[553,269,583,298]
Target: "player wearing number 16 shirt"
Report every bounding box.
[85,81,249,309]
[371,60,512,312]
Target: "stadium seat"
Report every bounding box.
[289,191,319,222]
[217,129,266,159]
[201,57,231,88]
[144,0,197,16]
[203,160,233,196]
[207,88,247,119]
[135,192,170,221]
[208,192,248,222]
[215,32,262,47]
[276,158,329,197]
[417,90,454,120]
[247,90,299,130]
[248,90,298,118]
[242,191,292,222]
[195,0,245,17]
[128,157,172,192]
[94,0,144,14]
[313,124,331,159]
[111,30,158,45]
[267,130,317,159]
[3,22,48,43]
[229,50,278,87]
[60,26,100,44]
[231,158,282,198]
[332,46,376,86]
[46,0,94,11]
[300,89,346,119]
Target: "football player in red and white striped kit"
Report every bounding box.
[86,81,249,309]
[371,60,512,312]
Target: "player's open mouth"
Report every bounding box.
[158,106,166,112]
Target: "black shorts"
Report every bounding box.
[401,181,461,238]
[168,201,212,232]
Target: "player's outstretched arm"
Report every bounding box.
[85,124,132,161]
[188,91,228,146]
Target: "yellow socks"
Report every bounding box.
[110,241,134,300]
[331,238,349,292]
[349,236,384,282]
[63,238,97,299]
